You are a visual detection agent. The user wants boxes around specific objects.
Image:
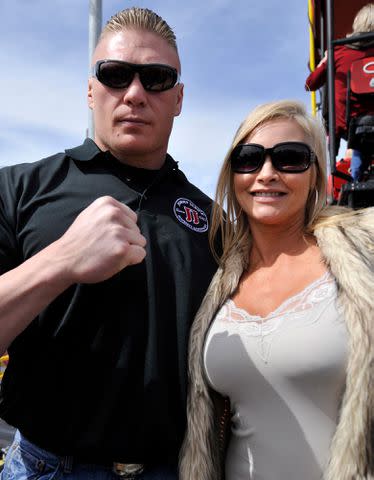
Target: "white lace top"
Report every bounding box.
[204,273,348,480]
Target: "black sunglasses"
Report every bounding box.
[92,59,180,92]
[230,141,316,174]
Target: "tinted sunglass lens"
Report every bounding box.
[98,62,133,88]
[97,62,177,91]
[140,66,177,91]
[231,146,263,173]
[273,145,310,171]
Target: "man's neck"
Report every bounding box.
[108,148,167,170]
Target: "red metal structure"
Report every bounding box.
[308,0,374,207]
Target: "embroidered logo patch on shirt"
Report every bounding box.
[173,198,209,233]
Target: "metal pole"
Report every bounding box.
[88,0,102,139]
[308,0,317,116]
[334,31,374,46]
[320,12,326,124]
[326,0,336,173]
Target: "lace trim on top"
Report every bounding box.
[214,272,337,363]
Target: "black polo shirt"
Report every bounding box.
[0,139,218,465]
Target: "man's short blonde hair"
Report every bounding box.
[101,7,178,52]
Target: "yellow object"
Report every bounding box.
[0,354,9,381]
[308,0,317,116]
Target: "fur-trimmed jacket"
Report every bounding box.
[179,207,374,480]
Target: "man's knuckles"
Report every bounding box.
[125,245,147,266]
[91,196,138,224]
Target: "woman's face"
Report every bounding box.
[233,118,315,229]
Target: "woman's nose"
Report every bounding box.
[257,157,279,181]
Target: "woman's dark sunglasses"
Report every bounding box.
[230,141,316,174]
[92,59,180,92]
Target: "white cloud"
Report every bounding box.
[168,98,266,197]
[0,39,87,142]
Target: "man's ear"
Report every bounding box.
[174,83,184,117]
[88,77,94,110]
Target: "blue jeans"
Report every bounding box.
[351,149,363,181]
[350,149,371,181]
[0,431,178,479]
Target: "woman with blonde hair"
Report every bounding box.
[179,100,374,479]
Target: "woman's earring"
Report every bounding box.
[314,188,319,208]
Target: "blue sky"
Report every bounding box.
[1,0,318,197]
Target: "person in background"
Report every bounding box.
[305,3,374,181]
[179,100,373,480]
[0,7,218,480]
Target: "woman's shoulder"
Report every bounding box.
[313,206,374,259]
[314,206,374,229]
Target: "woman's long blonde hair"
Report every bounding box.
[209,100,328,263]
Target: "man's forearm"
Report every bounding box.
[0,241,72,355]
[0,196,147,355]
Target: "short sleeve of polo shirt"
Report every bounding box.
[0,166,22,274]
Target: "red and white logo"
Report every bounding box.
[351,56,374,94]
[173,198,209,233]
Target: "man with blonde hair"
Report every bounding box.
[0,7,217,479]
